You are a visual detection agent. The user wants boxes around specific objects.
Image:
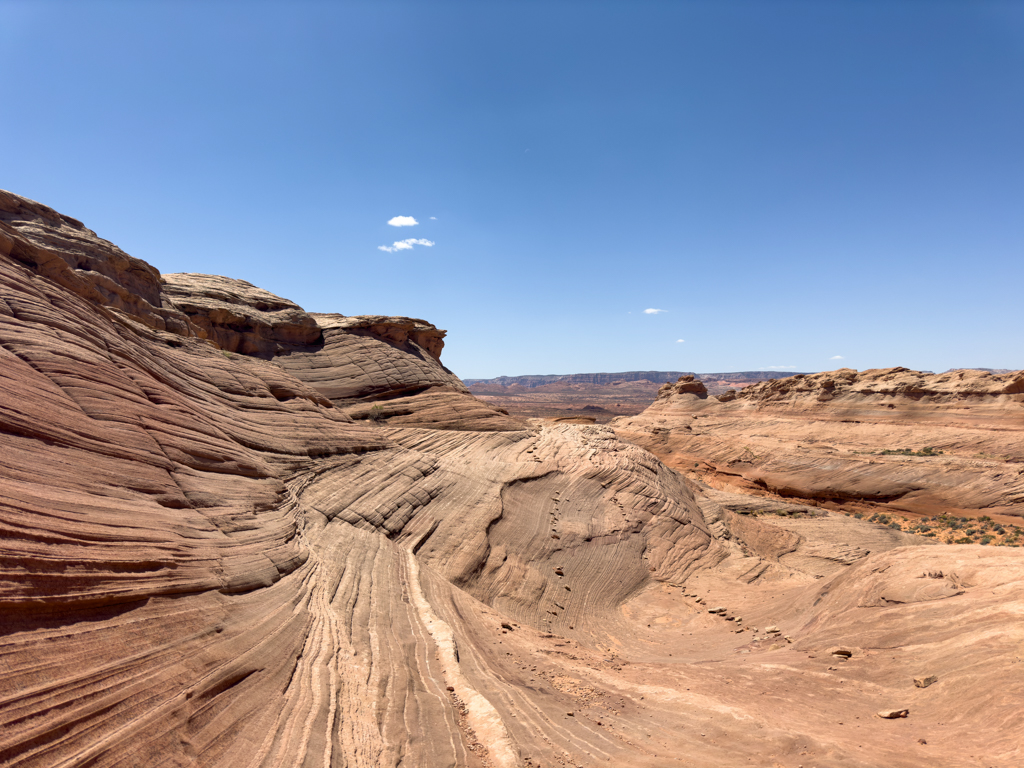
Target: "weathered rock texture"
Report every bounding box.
[1,191,1023,768]
[616,368,1024,520]
[161,272,322,356]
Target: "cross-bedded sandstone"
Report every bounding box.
[1,190,1022,768]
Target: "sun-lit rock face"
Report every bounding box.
[2,190,1023,768]
[617,367,1024,520]
[161,272,323,356]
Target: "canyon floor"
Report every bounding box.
[1,189,1022,768]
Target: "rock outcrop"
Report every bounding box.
[161,272,322,356]
[2,191,1023,768]
[616,368,1024,520]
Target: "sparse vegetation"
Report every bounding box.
[972,452,1012,462]
[738,446,763,462]
[844,509,1023,545]
[876,446,943,456]
[368,404,385,422]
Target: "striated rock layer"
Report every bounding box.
[1,191,1023,768]
[615,370,1024,521]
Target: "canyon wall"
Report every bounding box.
[616,369,1024,520]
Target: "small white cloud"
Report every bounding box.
[764,365,797,371]
[644,308,667,315]
[676,339,685,343]
[387,216,419,227]
[378,238,435,253]
[429,216,437,220]
[829,355,844,360]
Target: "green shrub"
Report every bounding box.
[878,447,943,457]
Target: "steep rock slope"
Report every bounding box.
[277,313,523,431]
[616,369,1024,520]
[0,191,719,766]
[1,191,1023,768]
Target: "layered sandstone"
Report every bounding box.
[616,368,1024,520]
[1,190,1023,768]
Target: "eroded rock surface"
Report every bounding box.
[2,190,1023,768]
[616,368,1024,520]
[162,272,322,356]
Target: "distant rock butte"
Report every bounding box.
[2,189,1023,768]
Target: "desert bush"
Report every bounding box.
[878,447,943,456]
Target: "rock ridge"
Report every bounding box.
[2,189,1023,768]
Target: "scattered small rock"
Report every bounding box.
[914,675,938,688]
[877,708,909,719]
[446,686,455,692]
[828,647,853,659]
[501,622,514,631]
[765,625,780,634]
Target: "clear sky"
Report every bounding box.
[2,1,1022,378]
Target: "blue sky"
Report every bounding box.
[2,1,1022,378]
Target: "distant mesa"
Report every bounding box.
[466,370,810,389]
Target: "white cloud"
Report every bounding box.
[429,216,437,220]
[378,238,435,253]
[830,355,844,360]
[644,308,667,315]
[387,216,418,227]
[676,339,685,343]
[764,365,797,371]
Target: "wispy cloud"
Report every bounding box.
[764,365,797,371]
[676,339,685,343]
[644,308,667,315]
[829,355,844,360]
[378,238,435,253]
[387,216,418,227]
[429,216,437,220]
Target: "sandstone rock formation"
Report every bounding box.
[161,272,322,356]
[616,368,1024,522]
[467,371,808,422]
[2,190,1023,768]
